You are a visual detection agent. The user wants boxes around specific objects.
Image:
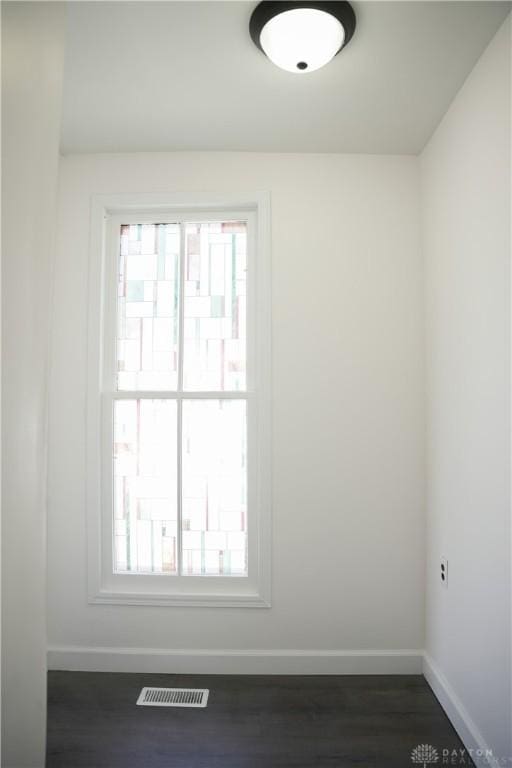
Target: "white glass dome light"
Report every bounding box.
[260,9,343,74]
[250,2,356,75]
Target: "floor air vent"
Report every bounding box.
[136,687,209,708]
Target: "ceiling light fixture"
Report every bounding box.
[249,1,356,74]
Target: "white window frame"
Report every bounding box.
[86,192,271,607]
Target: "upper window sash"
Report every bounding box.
[101,210,257,397]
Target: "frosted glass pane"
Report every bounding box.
[114,399,177,573]
[117,223,180,391]
[183,222,247,391]
[182,400,247,575]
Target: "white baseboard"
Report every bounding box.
[423,654,499,768]
[47,646,422,675]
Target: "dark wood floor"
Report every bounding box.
[47,671,472,768]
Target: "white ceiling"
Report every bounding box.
[61,1,510,155]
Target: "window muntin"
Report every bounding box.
[111,218,249,577]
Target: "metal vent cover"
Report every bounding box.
[136,687,209,708]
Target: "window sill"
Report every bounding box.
[88,589,271,608]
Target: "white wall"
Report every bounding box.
[421,16,511,763]
[47,152,425,671]
[1,2,66,766]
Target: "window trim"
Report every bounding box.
[86,192,271,607]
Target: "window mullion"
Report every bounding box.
[176,222,186,576]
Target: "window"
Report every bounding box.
[87,194,271,607]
